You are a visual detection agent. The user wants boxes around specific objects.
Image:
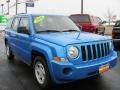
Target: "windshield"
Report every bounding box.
[70,15,90,23]
[33,15,80,33]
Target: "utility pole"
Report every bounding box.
[81,0,83,14]
[16,0,18,15]
[6,0,10,15]
[25,3,27,14]
[1,4,4,15]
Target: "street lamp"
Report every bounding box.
[1,4,4,15]
[25,3,27,14]
[6,0,10,15]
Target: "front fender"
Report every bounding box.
[30,42,58,82]
[30,42,54,63]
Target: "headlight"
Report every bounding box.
[68,46,79,59]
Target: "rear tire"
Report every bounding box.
[33,56,51,89]
[5,43,14,60]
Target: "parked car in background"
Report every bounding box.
[112,20,120,50]
[103,21,116,27]
[69,14,105,35]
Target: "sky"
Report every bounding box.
[0,0,120,20]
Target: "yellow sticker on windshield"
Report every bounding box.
[34,16,45,23]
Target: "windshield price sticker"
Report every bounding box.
[34,16,45,24]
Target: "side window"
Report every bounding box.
[93,17,98,24]
[11,18,20,30]
[19,17,29,30]
[97,18,102,23]
[7,18,13,28]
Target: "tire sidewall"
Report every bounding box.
[6,44,10,58]
[5,43,13,59]
[33,56,51,89]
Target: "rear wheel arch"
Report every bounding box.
[5,39,14,60]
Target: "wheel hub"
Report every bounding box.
[35,62,46,84]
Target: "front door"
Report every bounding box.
[15,17,31,64]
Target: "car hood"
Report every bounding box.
[35,32,111,46]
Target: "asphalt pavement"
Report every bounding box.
[0,37,120,90]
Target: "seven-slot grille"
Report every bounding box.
[81,42,111,61]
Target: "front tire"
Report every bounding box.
[33,56,51,89]
[5,43,14,60]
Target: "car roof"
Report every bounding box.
[70,14,92,16]
[70,14,99,18]
[15,13,66,17]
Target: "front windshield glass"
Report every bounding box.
[33,15,80,33]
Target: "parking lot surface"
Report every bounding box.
[0,37,120,90]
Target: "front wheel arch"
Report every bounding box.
[31,50,48,66]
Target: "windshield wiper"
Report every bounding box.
[36,29,80,33]
[36,30,61,33]
[62,29,80,32]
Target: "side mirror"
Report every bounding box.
[18,27,30,35]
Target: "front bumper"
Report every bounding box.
[50,51,117,84]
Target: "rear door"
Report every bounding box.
[6,17,20,54]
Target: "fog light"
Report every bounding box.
[63,68,72,75]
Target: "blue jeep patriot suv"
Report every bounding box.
[5,14,117,88]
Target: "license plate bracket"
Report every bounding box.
[99,64,109,74]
